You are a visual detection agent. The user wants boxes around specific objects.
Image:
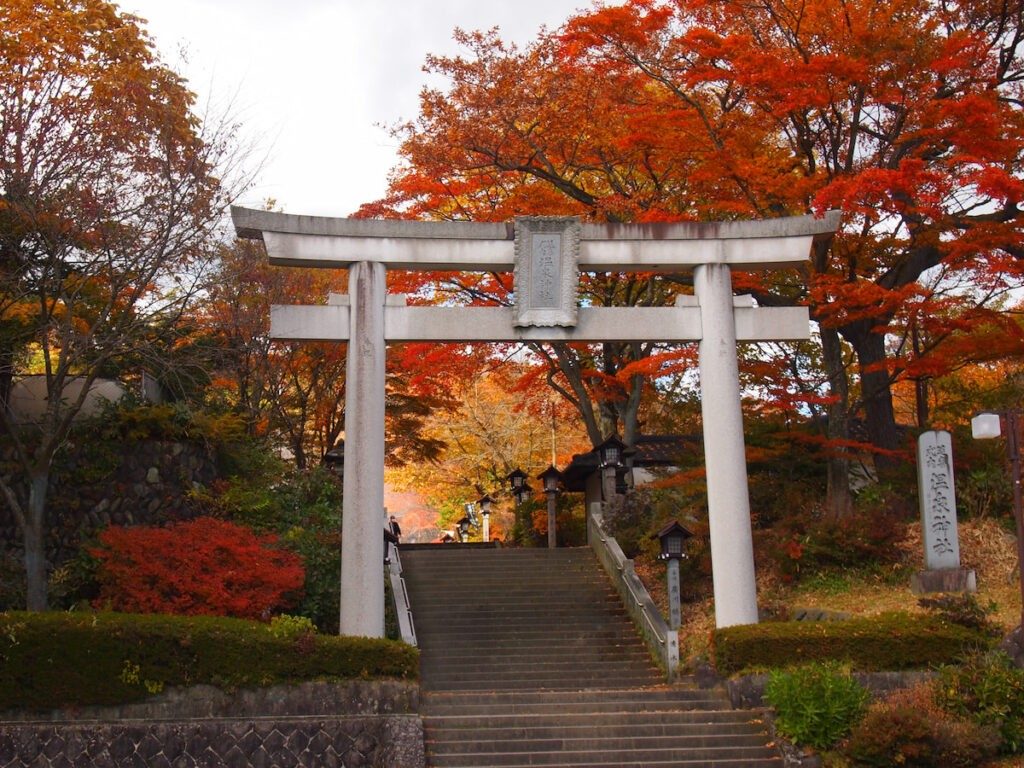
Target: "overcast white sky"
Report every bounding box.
[122,1,589,217]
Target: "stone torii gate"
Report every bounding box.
[232,207,839,637]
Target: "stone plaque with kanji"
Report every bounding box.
[513,216,580,327]
[917,430,962,570]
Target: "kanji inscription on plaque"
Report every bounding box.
[513,217,579,327]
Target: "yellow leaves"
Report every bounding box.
[0,299,39,325]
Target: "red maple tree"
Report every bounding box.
[91,517,305,619]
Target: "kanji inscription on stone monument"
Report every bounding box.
[917,430,962,570]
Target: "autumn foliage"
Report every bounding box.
[365,0,1024,485]
[1,0,239,609]
[91,518,304,619]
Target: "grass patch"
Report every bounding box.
[0,611,418,712]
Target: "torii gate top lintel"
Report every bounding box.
[230,206,840,273]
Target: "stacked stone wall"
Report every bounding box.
[0,681,426,768]
[0,440,217,566]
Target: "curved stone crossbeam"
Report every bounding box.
[232,206,841,272]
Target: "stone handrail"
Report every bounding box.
[588,505,679,680]
[387,544,417,647]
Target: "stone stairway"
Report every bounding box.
[400,545,782,767]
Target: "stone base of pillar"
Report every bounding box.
[910,568,977,594]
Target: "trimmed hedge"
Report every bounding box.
[713,612,991,675]
[0,611,418,711]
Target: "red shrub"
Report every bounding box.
[92,517,304,619]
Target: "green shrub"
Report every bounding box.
[47,541,102,610]
[87,401,246,445]
[713,613,991,675]
[0,550,24,611]
[843,682,1000,767]
[268,614,316,640]
[957,464,1012,520]
[935,651,1024,754]
[918,592,1001,636]
[764,661,869,750]
[0,611,417,712]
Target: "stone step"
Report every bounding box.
[423,678,663,693]
[421,687,727,711]
[420,657,658,673]
[404,561,604,571]
[426,733,773,755]
[417,637,646,653]
[423,685,709,703]
[424,696,731,717]
[404,546,782,766]
[416,628,644,643]
[424,709,763,729]
[427,721,769,741]
[407,604,629,619]
[427,722,768,742]
[421,669,662,686]
[400,545,585,555]
[403,561,600,572]
[418,650,655,667]
[406,582,616,593]
[421,656,656,671]
[405,589,614,602]
[416,631,645,647]
[429,762,782,768]
[426,745,781,766]
[415,622,638,634]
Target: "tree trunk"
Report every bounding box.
[912,325,929,430]
[0,345,13,434]
[820,326,852,520]
[24,471,49,611]
[849,327,902,475]
[620,373,644,447]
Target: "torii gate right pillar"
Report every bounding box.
[696,263,759,627]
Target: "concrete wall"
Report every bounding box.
[0,681,425,768]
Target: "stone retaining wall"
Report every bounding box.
[0,439,217,567]
[0,681,425,768]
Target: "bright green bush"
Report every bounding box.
[0,611,417,712]
[713,613,991,675]
[936,651,1024,754]
[200,464,343,633]
[764,661,869,749]
[268,614,316,640]
[843,682,1000,767]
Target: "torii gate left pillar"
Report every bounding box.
[341,261,386,636]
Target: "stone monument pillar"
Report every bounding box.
[694,263,759,627]
[340,261,387,636]
[911,429,976,594]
